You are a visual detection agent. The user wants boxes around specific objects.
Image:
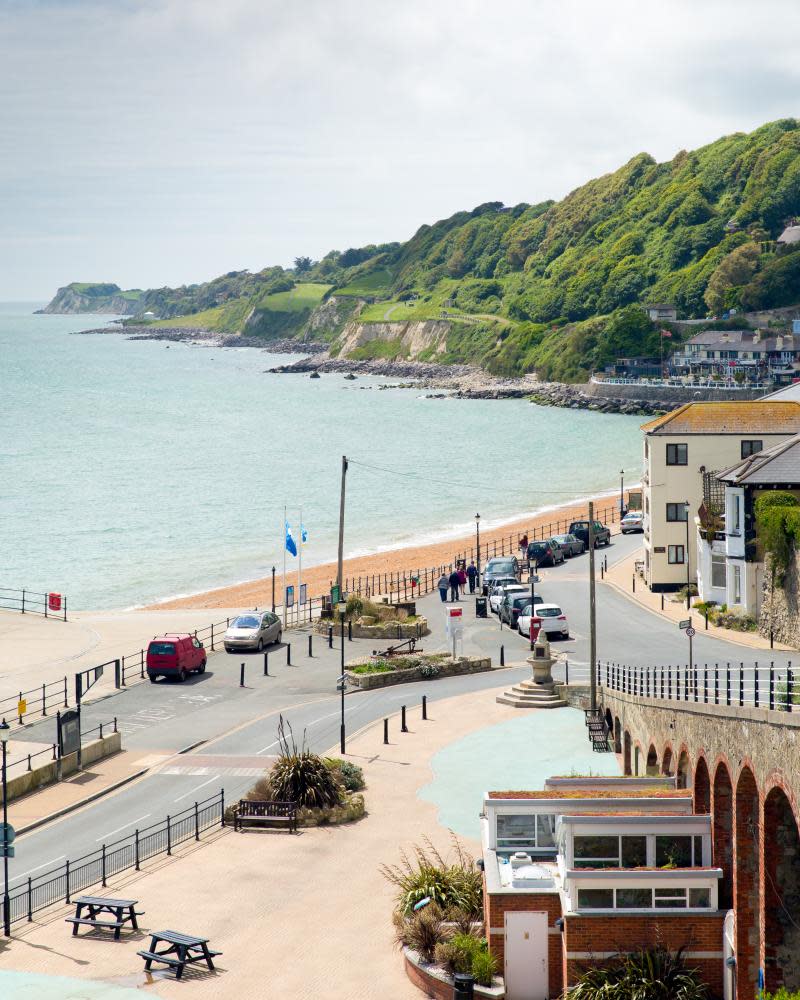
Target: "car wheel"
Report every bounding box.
[275,630,282,646]
[198,660,206,674]
[257,637,264,652]
[224,645,232,653]
[148,674,157,684]
[562,630,570,640]
[179,669,187,683]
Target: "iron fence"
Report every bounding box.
[0,587,67,621]
[3,717,117,779]
[4,790,224,934]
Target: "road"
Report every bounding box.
[6,532,791,887]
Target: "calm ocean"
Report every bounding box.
[0,304,645,610]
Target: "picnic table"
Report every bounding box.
[65,895,143,940]
[138,930,221,980]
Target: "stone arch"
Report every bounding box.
[713,760,733,910]
[676,748,691,789]
[623,730,632,776]
[734,765,761,1000]
[634,741,644,776]
[646,744,659,776]
[661,744,673,776]
[763,781,800,993]
[694,755,711,814]
[613,716,622,755]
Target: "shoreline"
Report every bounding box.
[146,487,631,611]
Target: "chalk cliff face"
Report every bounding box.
[37,283,142,315]
[334,319,450,359]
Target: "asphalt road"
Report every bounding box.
[6,532,791,888]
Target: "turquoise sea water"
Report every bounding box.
[0,304,645,609]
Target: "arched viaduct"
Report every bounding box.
[600,684,800,999]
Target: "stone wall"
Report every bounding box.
[346,655,493,690]
[7,732,122,803]
[759,552,800,647]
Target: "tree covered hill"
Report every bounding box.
[44,119,800,382]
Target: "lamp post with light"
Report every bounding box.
[1,719,10,937]
[475,514,481,584]
[337,601,347,754]
[684,500,691,610]
[620,469,625,517]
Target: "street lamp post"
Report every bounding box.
[684,500,691,611]
[271,566,276,613]
[1,719,10,937]
[475,514,481,584]
[337,601,347,754]
[620,469,625,517]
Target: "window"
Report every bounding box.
[537,815,555,848]
[711,554,726,589]
[732,564,742,605]
[616,888,652,908]
[577,889,613,909]
[668,545,685,565]
[621,836,648,867]
[666,443,687,466]
[656,836,692,868]
[689,888,711,908]
[574,835,619,868]
[666,503,688,522]
[654,888,687,908]
[741,440,763,459]
[497,814,536,846]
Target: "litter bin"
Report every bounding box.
[481,582,489,596]
[475,596,488,619]
[453,973,475,999]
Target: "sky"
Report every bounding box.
[1,0,799,300]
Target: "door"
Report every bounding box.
[722,909,735,1000]
[505,911,548,1000]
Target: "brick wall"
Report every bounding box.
[486,892,563,997]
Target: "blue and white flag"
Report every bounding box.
[285,521,297,557]
[300,524,308,545]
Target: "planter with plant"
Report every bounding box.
[569,945,709,999]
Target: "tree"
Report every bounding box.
[293,256,313,274]
[703,242,760,313]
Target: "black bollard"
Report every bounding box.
[240,662,245,687]
[308,634,313,658]
[422,695,427,720]
[263,651,269,676]
[401,705,408,733]
[383,718,389,744]
[287,642,292,666]
[348,619,353,642]
[500,644,505,666]
[328,625,333,648]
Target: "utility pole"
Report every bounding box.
[336,456,348,599]
[588,502,597,712]
[475,513,481,583]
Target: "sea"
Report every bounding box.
[0,303,645,610]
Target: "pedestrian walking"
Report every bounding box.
[519,533,528,557]
[448,568,460,602]
[437,573,449,602]
[466,560,478,593]
[457,565,467,596]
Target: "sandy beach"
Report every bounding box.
[150,489,629,611]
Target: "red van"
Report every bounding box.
[146,634,207,683]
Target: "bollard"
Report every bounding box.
[500,645,505,666]
[632,575,635,593]
[422,695,427,720]
[308,634,313,658]
[348,619,353,642]
[661,594,664,611]
[240,663,245,687]
[401,705,408,733]
[287,643,292,666]
[383,718,389,744]
[264,651,269,676]
[565,658,569,685]
[770,630,774,650]
[328,625,333,649]
[601,564,604,580]
[705,609,709,630]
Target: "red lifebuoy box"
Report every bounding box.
[48,593,62,611]
[530,616,542,643]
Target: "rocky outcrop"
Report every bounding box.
[527,382,667,416]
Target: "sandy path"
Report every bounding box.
[150,490,626,611]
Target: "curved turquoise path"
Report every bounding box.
[0,971,144,999]
[419,707,620,840]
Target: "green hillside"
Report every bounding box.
[44,120,800,381]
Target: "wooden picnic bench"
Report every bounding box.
[138,929,221,980]
[232,799,297,833]
[65,895,143,940]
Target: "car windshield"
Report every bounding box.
[488,560,515,573]
[529,543,546,552]
[233,615,260,628]
[553,535,570,543]
[571,522,588,529]
[538,607,562,617]
[512,597,530,608]
[149,642,175,655]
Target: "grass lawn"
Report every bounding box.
[335,269,393,297]
[151,298,252,334]
[257,282,332,312]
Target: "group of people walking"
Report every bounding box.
[437,560,479,602]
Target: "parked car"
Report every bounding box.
[569,519,611,547]
[516,597,546,637]
[484,556,520,585]
[146,634,206,683]
[500,593,536,627]
[224,611,282,652]
[527,539,565,567]
[551,532,585,557]
[531,603,570,640]
[490,582,528,614]
[621,511,644,533]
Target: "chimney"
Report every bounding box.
[777,335,784,350]
[753,329,761,343]
[721,333,730,343]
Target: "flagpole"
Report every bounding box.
[283,504,287,629]
[297,506,302,626]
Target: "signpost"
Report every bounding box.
[445,606,464,660]
[0,823,14,860]
[679,618,695,676]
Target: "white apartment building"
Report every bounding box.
[641,402,800,591]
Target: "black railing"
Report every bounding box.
[0,587,67,621]
[3,717,117,779]
[0,676,69,726]
[4,790,224,934]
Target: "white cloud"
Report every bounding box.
[1,0,799,297]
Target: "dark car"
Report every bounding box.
[527,539,565,567]
[500,593,536,627]
[484,556,520,585]
[146,634,206,683]
[551,532,585,557]
[568,520,611,548]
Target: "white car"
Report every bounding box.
[621,511,644,533]
[490,583,529,614]
[224,611,282,652]
[530,603,570,640]
[516,597,546,638]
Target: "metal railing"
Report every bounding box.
[0,587,67,621]
[3,717,118,779]
[3,790,225,934]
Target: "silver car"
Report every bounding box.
[224,611,282,652]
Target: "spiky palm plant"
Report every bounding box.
[266,716,342,808]
[569,946,709,1000]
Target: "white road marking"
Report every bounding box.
[95,814,150,841]
[13,856,65,879]
[175,776,218,801]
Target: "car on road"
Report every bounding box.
[484,556,520,585]
[500,593,537,627]
[516,597,546,637]
[569,519,611,547]
[224,611,282,652]
[146,634,207,683]
[551,532,585,557]
[490,582,528,614]
[621,510,644,533]
[527,538,565,567]
[531,603,570,640]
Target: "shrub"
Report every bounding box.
[266,717,343,808]
[435,935,497,987]
[569,946,709,999]
[419,663,441,678]
[381,835,484,918]
[297,793,365,826]
[470,948,498,987]
[325,758,365,792]
[762,990,800,1000]
[398,902,446,962]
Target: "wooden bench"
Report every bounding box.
[138,930,221,980]
[232,799,297,833]
[65,895,143,940]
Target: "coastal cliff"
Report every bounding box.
[38,283,142,315]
